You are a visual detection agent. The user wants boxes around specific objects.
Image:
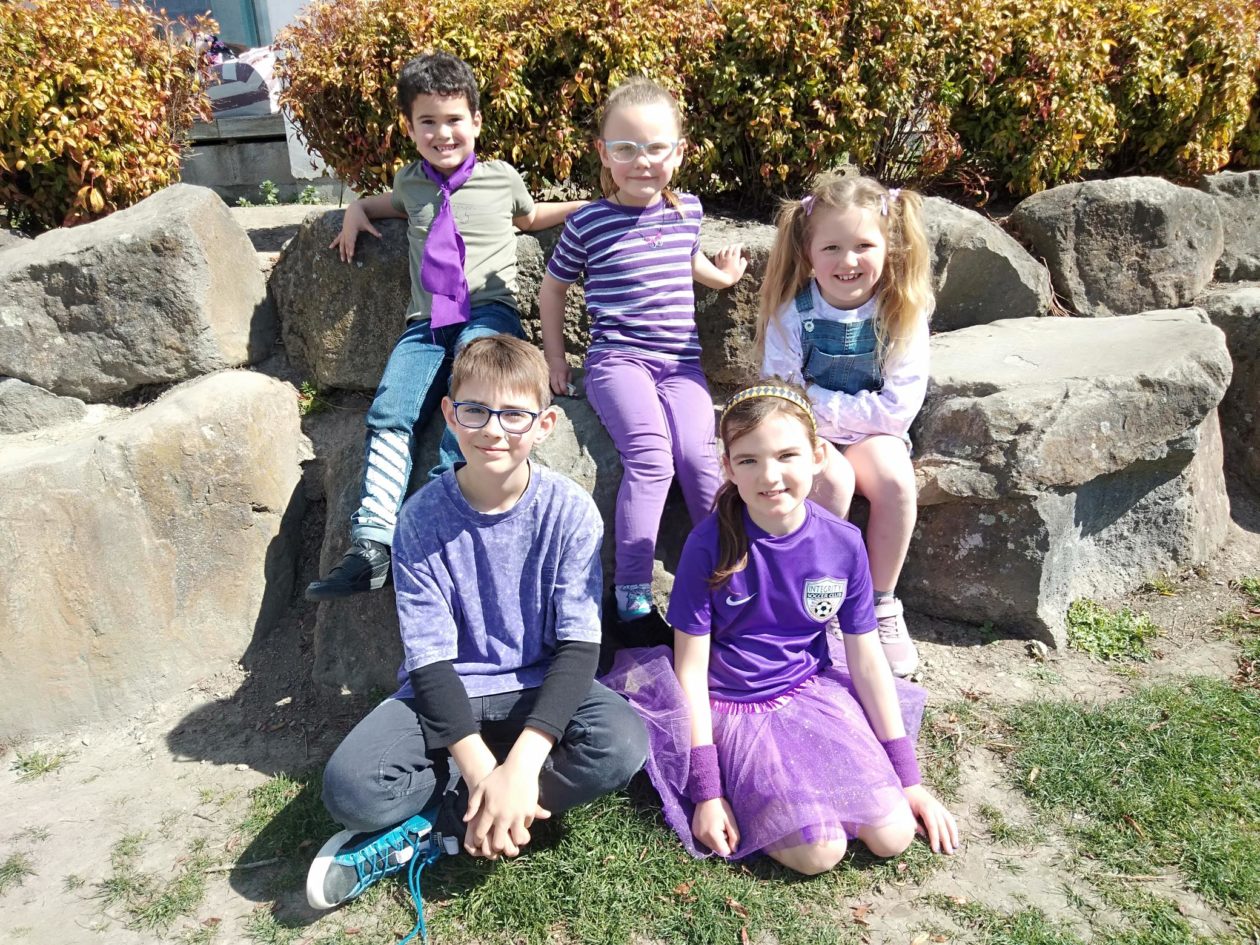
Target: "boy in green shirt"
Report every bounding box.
[307,51,583,599]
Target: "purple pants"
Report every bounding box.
[585,349,722,585]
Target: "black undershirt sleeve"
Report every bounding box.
[408,661,478,749]
[524,640,600,742]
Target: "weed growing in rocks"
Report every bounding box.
[297,381,329,417]
[1066,599,1159,662]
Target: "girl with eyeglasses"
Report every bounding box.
[539,77,747,634]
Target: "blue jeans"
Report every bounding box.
[320,681,649,833]
[350,302,525,546]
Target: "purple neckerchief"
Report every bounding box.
[420,154,477,328]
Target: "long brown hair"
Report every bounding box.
[756,171,931,366]
[596,76,682,209]
[709,381,818,588]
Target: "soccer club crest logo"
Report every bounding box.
[802,578,848,622]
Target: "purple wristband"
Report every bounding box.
[880,736,922,788]
[687,744,722,802]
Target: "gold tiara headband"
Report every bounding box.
[720,385,816,434]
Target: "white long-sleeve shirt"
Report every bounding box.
[761,282,931,445]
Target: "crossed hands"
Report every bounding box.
[462,759,551,859]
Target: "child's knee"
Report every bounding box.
[782,838,849,875]
[321,750,386,832]
[599,709,651,789]
[862,816,916,859]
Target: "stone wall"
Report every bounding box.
[2,172,1257,729]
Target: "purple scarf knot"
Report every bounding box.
[420,154,477,328]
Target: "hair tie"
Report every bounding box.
[721,385,816,435]
[800,195,816,216]
[880,188,901,217]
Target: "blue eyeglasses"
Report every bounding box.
[451,401,539,434]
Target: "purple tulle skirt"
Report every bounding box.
[601,639,926,860]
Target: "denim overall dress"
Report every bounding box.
[796,287,883,396]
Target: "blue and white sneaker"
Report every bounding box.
[306,808,458,936]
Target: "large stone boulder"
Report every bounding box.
[272,210,772,395]
[0,377,86,434]
[1196,283,1260,491]
[272,213,412,391]
[922,197,1053,331]
[1009,177,1223,318]
[1196,171,1260,282]
[904,310,1231,643]
[307,376,694,691]
[0,370,307,737]
[0,228,31,252]
[0,184,274,401]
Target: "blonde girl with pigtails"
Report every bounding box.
[756,172,932,678]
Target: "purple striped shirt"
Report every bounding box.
[546,193,703,360]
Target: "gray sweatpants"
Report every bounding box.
[321,681,648,834]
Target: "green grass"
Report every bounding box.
[1001,679,1260,934]
[0,852,35,895]
[10,748,69,781]
[918,699,989,802]
[235,773,948,945]
[1141,575,1178,597]
[1236,576,1260,607]
[97,832,213,932]
[1026,664,1065,685]
[975,803,1043,847]
[419,782,937,945]
[1066,599,1159,662]
[928,893,1229,945]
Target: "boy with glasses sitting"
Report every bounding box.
[307,336,648,929]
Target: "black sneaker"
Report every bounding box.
[305,540,391,601]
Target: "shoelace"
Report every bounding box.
[398,835,447,944]
[353,829,416,889]
[876,615,904,644]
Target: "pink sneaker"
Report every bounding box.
[875,597,919,677]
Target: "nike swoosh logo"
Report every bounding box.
[725,593,757,606]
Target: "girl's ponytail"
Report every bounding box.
[876,189,932,361]
[708,481,750,589]
[755,199,814,365]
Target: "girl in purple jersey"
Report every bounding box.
[603,382,958,873]
[758,173,933,678]
[539,77,747,634]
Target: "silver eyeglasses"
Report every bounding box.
[450,401,539,434]
[601,139,680,164]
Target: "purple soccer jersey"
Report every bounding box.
[666,501,878,702]
[546,194,703,360]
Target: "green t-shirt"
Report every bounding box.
[390,159,535,322]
